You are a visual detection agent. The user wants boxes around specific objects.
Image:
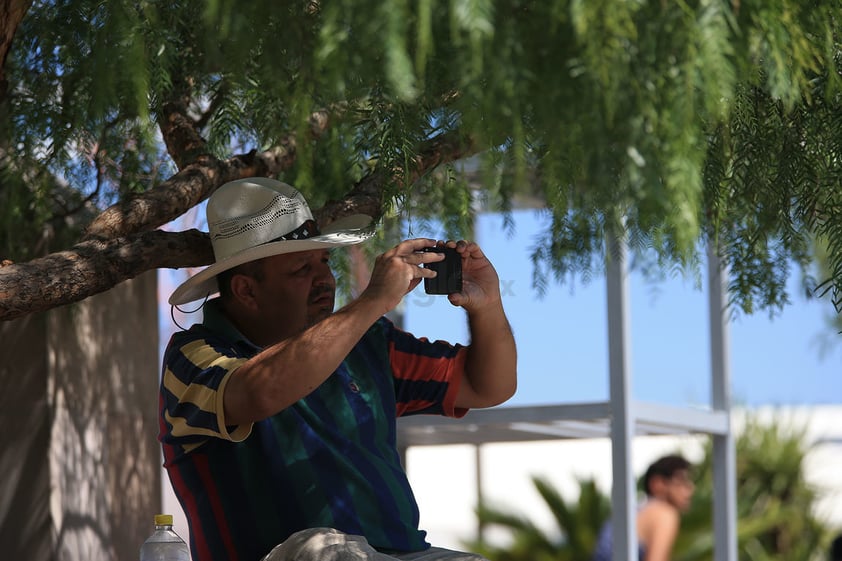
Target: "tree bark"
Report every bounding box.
[0,0,31,107]
[0,230,212,320]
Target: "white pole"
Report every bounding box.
[606,225,637,561]
[708,243,737,561]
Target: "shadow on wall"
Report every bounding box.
[0,271,161,561]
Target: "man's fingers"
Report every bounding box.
[392,238,437,255]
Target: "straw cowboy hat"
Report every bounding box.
[169,177,374,306]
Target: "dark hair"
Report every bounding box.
[831,534,842,561]
[217,260,266,301]
[642,454,691,496]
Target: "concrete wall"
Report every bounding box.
[0,271,161,561]
[0,311,52,559]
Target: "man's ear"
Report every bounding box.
[229,273,260,310]
[648,474,669,497]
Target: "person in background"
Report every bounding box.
[159,177,517,561]
[592,454,696,561]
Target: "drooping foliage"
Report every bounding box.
[1,0,842,319]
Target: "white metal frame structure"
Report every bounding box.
[397,235,737,561]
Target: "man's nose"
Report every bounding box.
[314,261,335,285]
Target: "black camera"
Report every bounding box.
[421,247,462,295]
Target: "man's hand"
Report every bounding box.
[360,238,445,315]
[443,240,502,313]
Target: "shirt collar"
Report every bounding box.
[202,298,261,352]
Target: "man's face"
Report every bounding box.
[252,249,336,340]
[663,469,695,512]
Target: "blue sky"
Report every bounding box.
[400,209,842,408]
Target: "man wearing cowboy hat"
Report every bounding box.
[159,178,517,561]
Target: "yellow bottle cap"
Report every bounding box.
[154,514,174,525]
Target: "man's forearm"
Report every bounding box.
[224,297,385,424]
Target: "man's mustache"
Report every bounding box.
[309,285,334,302]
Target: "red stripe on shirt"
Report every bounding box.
[395,399,437,416]
[167,457,212,561]
[194,453,241,561]
[388,339,468,418]
[159,393,217,561]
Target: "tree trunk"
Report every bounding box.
[0,0,31,106]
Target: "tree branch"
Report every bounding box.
[413,129,480,179]
[0,0,32,108]
[0,230,213,321]
[315,129,481,224]
[2,127,482,322]
[83,157,224,240]
[157,82,207,170]
[84,107,341,241]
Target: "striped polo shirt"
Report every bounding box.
[159,300,468,561]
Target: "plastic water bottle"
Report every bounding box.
[139,514,190,561]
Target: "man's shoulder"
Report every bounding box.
[644,498,679,513]
[164,323,251,362]
[166,323,217,349]
[639,499,681,531]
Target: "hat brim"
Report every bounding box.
[169,215,374,306]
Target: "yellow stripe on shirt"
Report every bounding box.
[180,339,249,371]
[163,340,252,443]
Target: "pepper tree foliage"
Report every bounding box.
[0,0,841,321]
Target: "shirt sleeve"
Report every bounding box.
[159,331,254,454]
[382,318,469,419]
